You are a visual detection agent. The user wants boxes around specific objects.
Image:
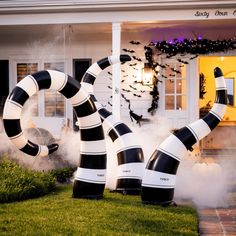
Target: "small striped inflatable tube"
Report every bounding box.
[81,55,145,194]
[3,70,106,199]
[141,67,227,205]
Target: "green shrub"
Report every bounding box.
[0,157,56,203]
[49,167,76,183]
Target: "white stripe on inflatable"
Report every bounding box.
[47,70,67,91]
[216,76,227,89]
[3,101,22,119]
[211,103,227,119]
[38,145,49,157]
[87,63,103,76]
[74,167,106,184]
[117,163,144,179]
[157,134,186,161]
[81,82,94,94]
[80,140,106,154]
[102,117,121,134]
[69,89,90,106]
[114,133,141,151]
[77,112,102,129]
[187,119,211,141]
[17,75,38,96]
[108,55,120,64]
[10,133,27,149]
[94,101,102,110]
[142,170,176,188]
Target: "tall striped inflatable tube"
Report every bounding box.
[141,67,227,205]
[81,55,145,194]
[3,70,106,199]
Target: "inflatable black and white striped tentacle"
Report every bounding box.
[141,67,227,205]
[3,70,107,199]
[81,55,145,194]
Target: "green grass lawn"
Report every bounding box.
[0,185,198,236]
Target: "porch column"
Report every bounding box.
[112,22,121,120]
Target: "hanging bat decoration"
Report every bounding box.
[190,54,199,60]
[129,40,141,45]
[122,48,136,53]
[132,56,142,62]
[107,85,112,89]
[108,71,112,75]
[171,68,181,74]
[122,88,131,92]
[154,62,166,69]
[133,93,142,98]
[177,59,189,64]
[129,63,137,66]
[129,85,138,90]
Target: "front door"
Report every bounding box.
[159,58,190,130]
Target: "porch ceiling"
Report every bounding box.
[0,19,235,36]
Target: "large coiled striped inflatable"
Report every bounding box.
[81,55,145,194]
[3,70,106,199]
[141,67,227,205]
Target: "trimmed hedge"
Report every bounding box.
[0,157,56,203]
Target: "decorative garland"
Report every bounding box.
[144,37,236,113]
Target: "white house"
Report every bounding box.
[0,0,236,152]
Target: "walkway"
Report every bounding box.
[197,172,236,235]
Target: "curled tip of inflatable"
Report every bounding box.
[120,54,132,62]
[214,67,223,78]
[48,143,59,154]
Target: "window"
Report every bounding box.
[163,62,186,110]
[17,63,39,116]
[44,62,65,117]
[16,61,65,117]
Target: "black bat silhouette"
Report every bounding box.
[129,40,141,45]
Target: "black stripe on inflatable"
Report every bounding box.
[146,150,180,175]
[98,108,112,120]
[116,179,142,193]
[90,94,97,101]
[117,148,144,165]
[108,123,132,142]
[80,126,105,141]
[8,87,29,106]
[82,73,96,85]
[80,154,107,169]
[141,186,174,205]
[20,141,39,156]
[215,90,227,104]
[97,58,110,70]
[74,98,97,118]
[120,54,132,62]
[32,71,51,90]
[59,76,80,99]
[214,67,223,77]
[202,113,220,130]
[3,119,22,137]
[73,180,104,199]
[173,127,197,151]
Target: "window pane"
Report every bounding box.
[165,95,175,110]
[176,95,186,110]
[44,62,65,117]
[176,79,186,94]
[17,63,38,116]
[165,79,175,94]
